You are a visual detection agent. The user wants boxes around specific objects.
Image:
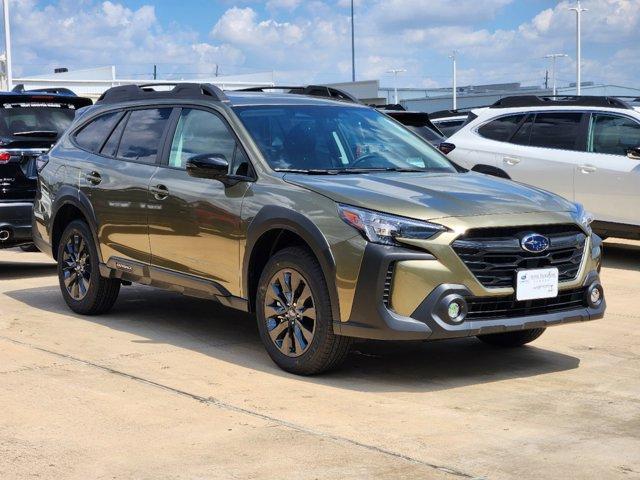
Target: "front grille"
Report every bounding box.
[452,224,586,288]
[382,262,395,308]
[466,287,588,320]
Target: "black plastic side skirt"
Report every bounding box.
[100,257,249,312]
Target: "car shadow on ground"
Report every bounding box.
[602,241,640,272]
[5,280,581,393]
[0,257,57,280]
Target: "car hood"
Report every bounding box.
[283,171,575,221]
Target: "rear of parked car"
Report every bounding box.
[0,92,91,248]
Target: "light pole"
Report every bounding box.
[2,0,12,90]
[350,0,355,82]
[449,50,458,110]
[387,69,406,104]
[569,0,587,95]
[545,53,568,95]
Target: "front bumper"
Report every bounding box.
[0,201,33,248]
[334,243,605,341]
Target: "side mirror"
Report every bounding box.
[186,154,229,181]
[626,147,640,160]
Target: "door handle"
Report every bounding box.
[86,171,102,185]
[150,184,169,200]
[503,156,521,166]
[579,165,597,174]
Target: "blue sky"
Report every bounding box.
[8,0,640,88]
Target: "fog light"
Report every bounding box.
[448,302,461,319]
[440,295,467,324]
[586,283,604,308]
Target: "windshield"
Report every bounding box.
[0,106,76,137]
[233,105,456,173]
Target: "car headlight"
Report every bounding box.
[574,203,594,234]
[337,204,446,246]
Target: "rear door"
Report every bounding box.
[147,107,251,297]
[75,107,172,265]
[497,111,587,200]
[574,112,640,225]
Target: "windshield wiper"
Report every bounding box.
[276,167,429,175]
[275,168,342,175]
[13,130,58,138]
[340,167,427,173]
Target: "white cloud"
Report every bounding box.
[6,0,640,89]
[211,7,304,47]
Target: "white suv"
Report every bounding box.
[445,96,640,240]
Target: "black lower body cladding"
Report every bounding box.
[335,243,605,341]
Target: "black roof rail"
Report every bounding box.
[238,85,360,104]
[96,83,229,104]
[490,95,632,110]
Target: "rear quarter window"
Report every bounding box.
[74,111,122,153]
[477,114,525,142]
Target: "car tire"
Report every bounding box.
[19,243,40,252]
[476,328,546,347]
[57,220,120,315]
[256,246,352,375]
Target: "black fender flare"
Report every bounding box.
[243,205,341,321]
[471,164,511,179]
[51,187,102,262]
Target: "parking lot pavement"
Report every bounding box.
[1,243,639,480]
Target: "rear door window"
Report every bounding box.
[477,114,525,142]
[589,114,640,156]
[117,108,172,164]
[74,111,122,153]
[528,112,584,151]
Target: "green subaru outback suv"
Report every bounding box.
[33,83,605,375]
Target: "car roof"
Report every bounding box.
[472,104,640,118]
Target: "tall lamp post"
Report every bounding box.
[545,53,568,95]
[350,0,355,82]
[2,0,12,90]
[569,0,587,95]
[448,50,458,110]
[387,69,406,105]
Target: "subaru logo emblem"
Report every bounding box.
[521,233,550,253]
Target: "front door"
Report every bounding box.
[574,113,640,225]
[147,107,251,297]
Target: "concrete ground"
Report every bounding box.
[1,241,639,480]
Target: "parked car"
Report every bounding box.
[445,95,640,240]
[33,84,605,375]
[429,109,475,137]
[0,90,91,249]
[379,108,447,146]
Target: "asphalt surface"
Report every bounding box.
[1,241,639,479]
